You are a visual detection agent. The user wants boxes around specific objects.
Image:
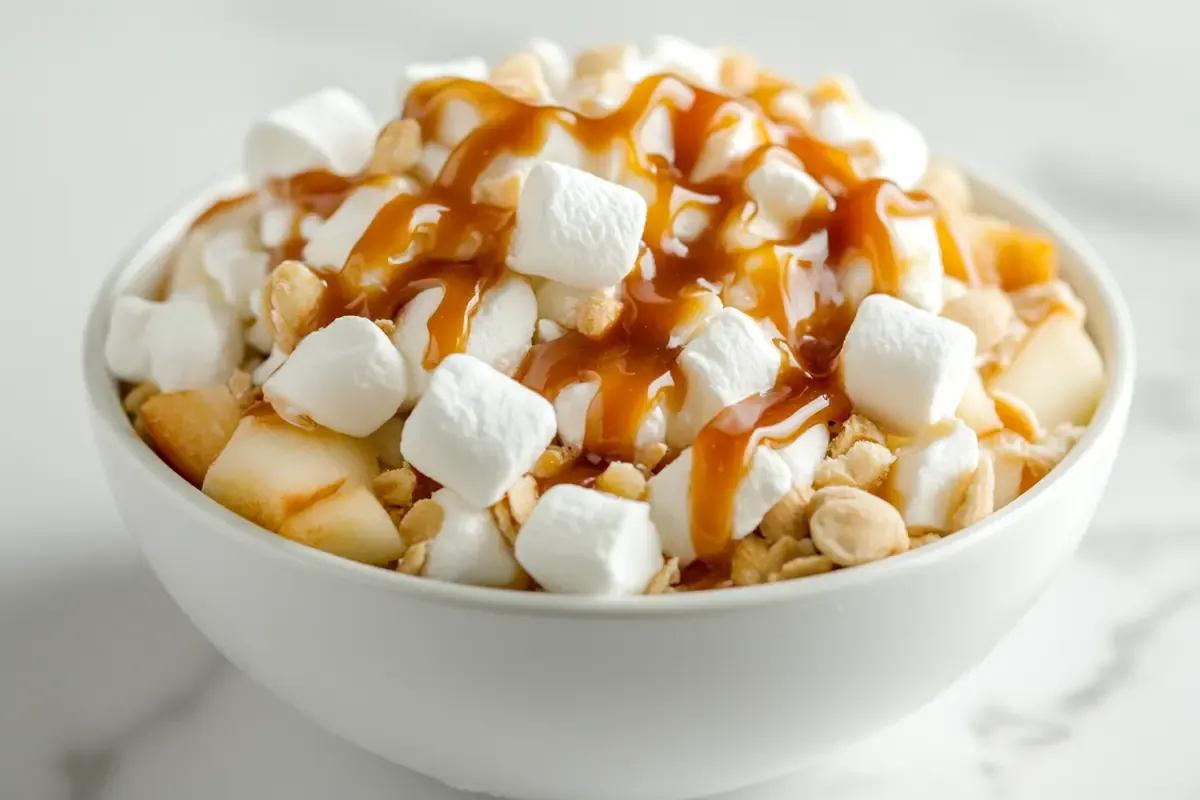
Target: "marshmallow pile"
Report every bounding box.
[108,37,1104,596]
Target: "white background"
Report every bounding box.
[2,1,1199,798]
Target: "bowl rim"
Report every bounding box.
[83,164,1136,618]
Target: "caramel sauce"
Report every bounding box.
[238,72,967,562]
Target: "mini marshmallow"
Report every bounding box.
[515,484,663,595]
[745,154,829,234]
[144,297,244,393]
[526,38,570,98]
[840,293,975,435]
[690,103,768,184]
[302,180,409,270]
[244,88,377,184]
[471,121,589,203]
[648,445,791,563]
[263,316,408,437]
[773,423,831,491]
[392,274,536,404]
[810,98,928,190]
[554,380,668,454]
[892,215,944,313]
[535,318,566,342]
[423,488,524,587]
[887,419,980,531]
[400,354,556,508]
[435,98,483,148]
[636,104,674,164]
[404,58,488,84]
[201,229,269,316]
[105,295,156,383]
[507,162,648,289]
[646,35,721,88]
[259,206,325,250]
[667,290,723,348]
[416,143,451,184]
[670,307,782,447]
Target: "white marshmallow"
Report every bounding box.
[515,484,662,596]
[252,344,287,386]
[299,213,324,241]
[810,100,928,190]
[105,295,156,383]
[690,104,768,184]
[258,206,293,250]
[668,290,723,348]
[471,120,588,202]
[671,307,782,447]
[263,316,408,437]
[404,58,488,84]
[773,423,831,491]
[636,104,675,164]
[553,381,668,454]
[423,488,524,588]
[646,35,721,88]
[144,298,244,393]
[435,98,483,148]
[201,229,269,316]
[244,88,377,185]
[526,38,570,98]
[391,274,536,404]
[507,162,648,289]
[302,181,408,270]
[892,215,944,313]
[887,419,980,531]
[840,293,975,435]
[746,154,828,234]
[400,354,556,508]
[416,143,451,184]
[648,445,791,563]
[535,318,566,342]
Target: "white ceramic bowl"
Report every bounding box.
[85,168,1134,800]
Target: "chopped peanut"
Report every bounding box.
[261,260,325,353]
[775,554,835,581]
[918,161,972,217]
[491,53,551,102]
[366,119,422,176]
[396,541,428,576]
[532,445,581,479]
[644,557,681,594]
[491,501,519,547]
[595,461,647,500]
[829,414,886,458]
[373,466,418,508]
[507,475,539,524]
[760,487,812,543]
[909,533,941,548]
[476,173,523,210]
[990,388,1044,442]
[574,44,633,81]
[951,453,995,531]
[719,51,760,96]
[635,442,669,473]
[1009,280,1086,326]
[814,441,895,491]
[732,535,808,587]
[808,486,908,567]
[577,295,623,339]
[396,498,444,546]
[226,370,259,410]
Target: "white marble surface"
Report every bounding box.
[2,0,1198,797]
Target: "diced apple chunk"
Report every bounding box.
[967,214,1057,290]
[988,312,1104,431]
[202,413,380,531]
[955,371,1003,436]
[278,485,404,566]
[139,385,242,486]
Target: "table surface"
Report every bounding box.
[3,1,1199,797]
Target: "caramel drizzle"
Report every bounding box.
[186,71,973,562]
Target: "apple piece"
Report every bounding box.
[139,385,242,486]
[278,485,404,566]
[966,214,1057,290]
[955,371,1003,436]
[988,312,1104,431]
[202,413,379,531]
